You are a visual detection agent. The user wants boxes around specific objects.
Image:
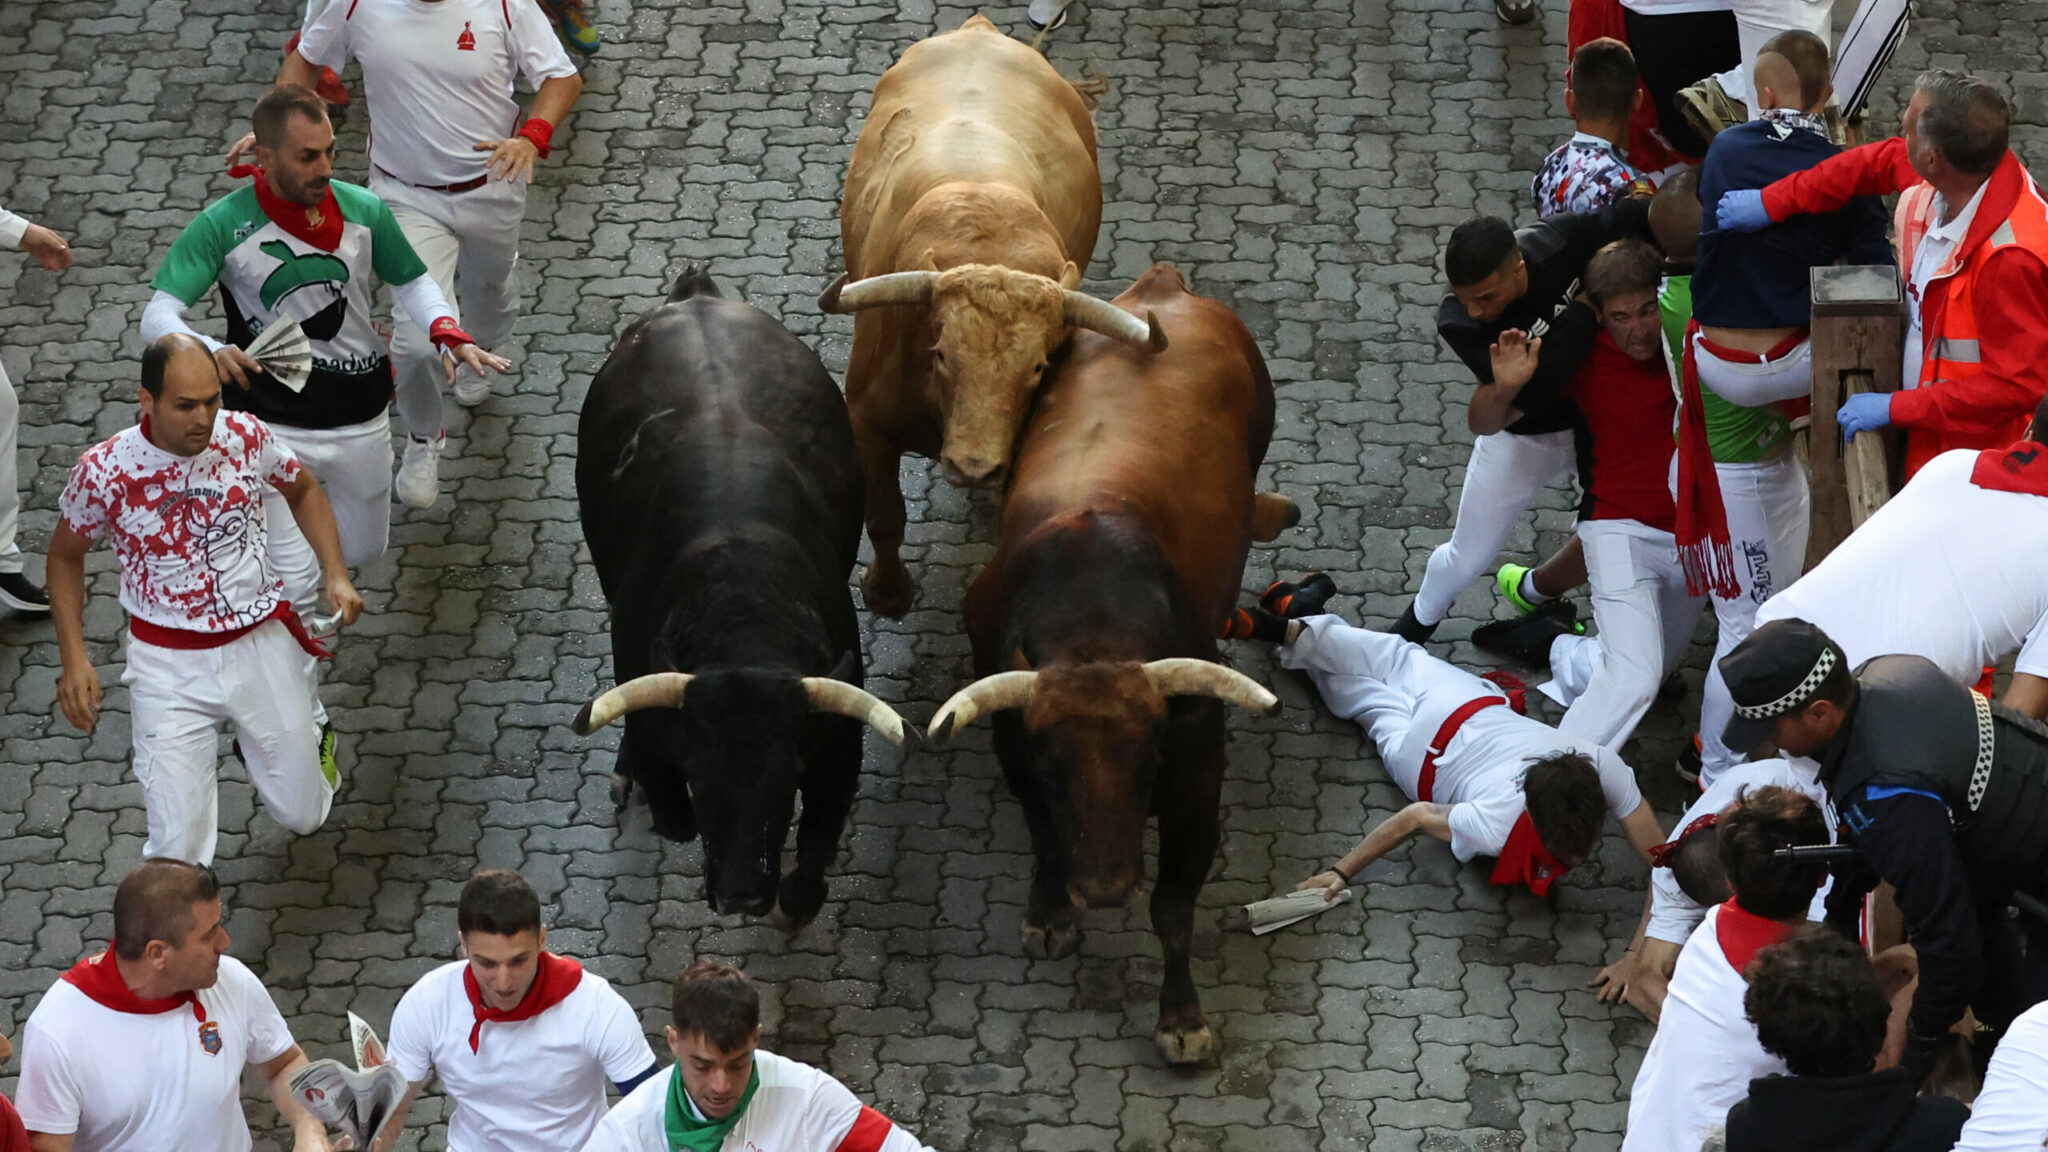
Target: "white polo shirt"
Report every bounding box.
[580,1050,933,1152]
[1647,759,1836,945]
[1954,998,2048,1151]
[14,956,296,1152]
[298,0,578,187]
[1430,709,1645,863]
[1756,447,2048,684]
[385,960,657,1152]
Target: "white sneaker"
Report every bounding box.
[451,363,491,407]
[395,433,444,508]
[1027,0,1071,29]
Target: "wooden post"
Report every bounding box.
[1807,265,1905,568]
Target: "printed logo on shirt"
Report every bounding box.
[257,240,350,313]
[198,1019,223,1056]
[458,20,477,50]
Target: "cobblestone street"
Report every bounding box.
[0,0,2039,1148]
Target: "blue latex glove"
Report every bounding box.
[1716,188,1771,233]
[1838,392,1893,441]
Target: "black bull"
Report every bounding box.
[572,266,904,926]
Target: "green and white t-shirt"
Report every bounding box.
[150,180,429,430]
[1660,273,1795,464]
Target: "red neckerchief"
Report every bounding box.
[60,950,206,1022]
[1971,440,2048,497]
[1648,811,1720,869]
[463,952,584,1053]
[251,172,344,253]
[1716,898,1798,973]
[1489,812,1570,896]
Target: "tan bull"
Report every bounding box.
[825,13,1162,618]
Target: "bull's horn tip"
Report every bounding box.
[1145,311,1168,353]
[1259,696,1283,718]
[571,702,596,736]
[818,273,848,313]
[929,712,957,746]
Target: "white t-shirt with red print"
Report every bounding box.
[58,411,303,633]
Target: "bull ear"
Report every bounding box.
[919,248,941,272]
[1058,261,1081,290]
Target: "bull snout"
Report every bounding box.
[707,879,777,918]
[1069,870,1145,910]
[939,453,1006,489]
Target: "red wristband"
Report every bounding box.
[429,316,476,351]
[516,117,554,160]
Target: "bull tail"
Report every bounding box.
[669,263,723,302]
[1068,62,1110,110]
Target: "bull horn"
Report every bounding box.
[800,677,908,746]
[927,670,1040,746]
[1142,658,1280,717]
[572,672,694,735]
[822,270,940,314]
[1063,291,1168,353]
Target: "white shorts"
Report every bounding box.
[1545,519,1708,750]
[122,620,334,865]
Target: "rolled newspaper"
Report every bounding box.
[1243,887,1356,935]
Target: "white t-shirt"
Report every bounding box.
[387,960,656,1152]
[1646,759,1835,945]
[1756,448,2048,683]
[298,0,578,187]
[1619,0,1732,14]
[15,956,297,1152]
[1905,178,1990,392]
[1954,998,2048,1151]
[1433,708,1646,863]
[579,1051,933,1152]
[57,412,302,633]
[1623,906,1787,1152]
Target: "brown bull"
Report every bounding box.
[929,264,1299,1064]
[824,13,1163,618]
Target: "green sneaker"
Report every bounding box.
[1496,563,1540,615]
[545,0,601,56]
[317,723,339,790]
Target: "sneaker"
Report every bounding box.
[1493,0,1537,24]
[395,433,445,509]
[451,364,491,407]
[1390,601,1438,646]
[1027,0,1072,30]
[1676,735,1702,786]
[1676,76,1745,145]
[1495,563,1541,616]
[1259,573,1336,620]
[1220,606,1288,644]
[317,723,339,790]
[543,0,601,55]
[0,572,50,613]
[1470,600,1578,668]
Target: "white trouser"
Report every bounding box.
[369,171,526,437]
[264,414,392,614]
[1279,615,1503,789]
[0,360,19,575]
[1414,429,1579,626]
[122,621,334,864]
[1712,0,1834,110]
[1545,520,1706,750]
[1697,452,1810,783]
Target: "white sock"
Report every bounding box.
[1518,570,1552,606]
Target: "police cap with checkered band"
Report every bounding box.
[1719,618,1850,753]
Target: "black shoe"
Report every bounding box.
[1260,573,1336,620]
[1390,601,1439,645]
[0,572,50,613]
[1471,600,1578,668]
[1220,606,1290,643]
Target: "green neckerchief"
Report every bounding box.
[664,1060,761,1152]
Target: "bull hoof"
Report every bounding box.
[861,562,915,619]
[609,772,636,815]
[1022,911,1081,960]
[775,872,827,931]
[1154,1018,1216,1066]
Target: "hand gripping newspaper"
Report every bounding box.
[289,1011,407,1149]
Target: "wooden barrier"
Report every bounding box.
[1807,265,1905,568]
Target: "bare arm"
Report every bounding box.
[277,470,363,625]
[28,1135,75,1152]
[529,72,582,130]
[47,521,98,733]
[2001,672,2048,720]
[474,73,584,183]
[276,50,321,92]
[1618,801,1664,866]
[368,1081,426,1152]
[1295,801,1453,900]
[261,1046,333,1152]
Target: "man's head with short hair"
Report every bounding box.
[666,960,763,1120]
[1583,238,1664,362]
[1445,216,1527,324]
[112,858,229,994]
[1753,31,1832,114]
[251,84,335,207]
[458,870,548,1011]
[1649,166,1701,264]
[1908,69,2011,180]
[1744,924,1889,1076]
[1666,819,1734,908]
[1717,785,1829,920]
[1568,38,1639,127]
[1522,752,1607,868]
[140,334,222,458]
